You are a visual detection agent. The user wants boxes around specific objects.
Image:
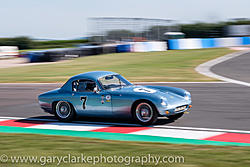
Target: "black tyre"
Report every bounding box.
[132,101,158,126]
[54,101,75,122]
[167,112,184,121]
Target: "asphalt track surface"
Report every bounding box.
[211,52,250,83]
[1,82,250,131]
[1,51,250,131]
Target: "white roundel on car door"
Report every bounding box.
[105,95,111,102]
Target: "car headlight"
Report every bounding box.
[184,91,191,100]
[185,91,191,96]
[161,98,168,106]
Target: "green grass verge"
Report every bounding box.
[0,48,234,83]
[0,133,250,167]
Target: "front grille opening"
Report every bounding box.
[174,105,187,112]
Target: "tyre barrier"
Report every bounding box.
[24,46,102,63]
[102,44,117,54]
[24,42,168,62]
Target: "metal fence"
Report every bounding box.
[88,17,179,42]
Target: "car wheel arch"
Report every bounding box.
[52,100,76,114]
[131,99,159,115]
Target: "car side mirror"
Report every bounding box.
[93,87,100,94]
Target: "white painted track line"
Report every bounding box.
[0,116,141,127]
[131,128,224,139]
[0,118,9,122]
[155,125,250,134]
[0,116,25,120]
[196,50,250,87]
[30,122,109,131]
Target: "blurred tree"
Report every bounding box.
[225,20,250,25]
[0,36,32,49]
[180,23,225,38]
[180,20,250,38]
[0,37,88,50]
[13,37,33,49]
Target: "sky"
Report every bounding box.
[0,0,250,39]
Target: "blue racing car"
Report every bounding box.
[38,71,192,125]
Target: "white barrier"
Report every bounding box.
[0,46,19,58]
[214,37,242,47]
[132,41,167,52]
[178,39,202,49]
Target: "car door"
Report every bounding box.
[71,79,112,116]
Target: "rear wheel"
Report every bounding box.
[167,112,184,121]
[132,101,158,126]
[55,101,75,122]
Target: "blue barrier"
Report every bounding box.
[168,39,179,50]
[242,37,250,45]
[116,44,131,53]
[201,38,215,48]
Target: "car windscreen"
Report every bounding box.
[99,75,132,90]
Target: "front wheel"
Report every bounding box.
[167,112,184,121]
[132,101,158,126]
[55,101,75,122]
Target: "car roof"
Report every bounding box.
[70,71,118,81]
[61,71,118,91]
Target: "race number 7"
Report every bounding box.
[80,96,87,110]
